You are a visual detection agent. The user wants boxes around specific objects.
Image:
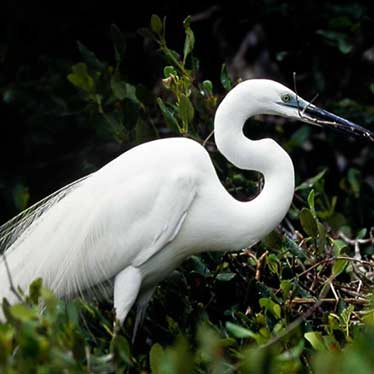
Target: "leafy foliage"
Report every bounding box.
[1,9,374,374]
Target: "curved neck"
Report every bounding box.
[214,91,295,243]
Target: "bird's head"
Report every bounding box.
[235,79,374,142]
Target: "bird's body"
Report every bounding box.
[0,79,372,325]
[0,135,293,315]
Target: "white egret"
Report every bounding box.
[0,79,372,330]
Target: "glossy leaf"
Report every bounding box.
[347,168,361,198]
[12,183,30,211]
[259,298,281,319]
[110,76,128,100]
[300,208,318,238]
[295,169,327,191]
[28,278,42,304]
[307,189,316,216]
[179,94,194,130]
[202,80,213,95]
[216,272,236,281]
[332,259,348,276]
[149,343,164,373]
[157,98,180,132]
[67,63,95,93]
[164,65,178,78]
[151,14,163,35]
[225,322,258,340]
[220,64,232,90]
[77,41,105,71]
[183,16,195,63]
[305,331,327,351]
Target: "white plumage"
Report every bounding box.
[1,79,371,326]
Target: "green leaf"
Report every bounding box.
[77,41,105,71]
[225,322,258,339]
[266,254,280,275]
[259,298,281,319]
[280,280,292,300]
[276,340,305,361]
[111,335,131,365]
[304,331,327,351]
[136,117,157,144]
[357,228,367,239]
[317,30,353,54]
[12,183,30,211]
[287,126,311,149]
[111,24,126,65]
[164,48,181,67]
[183,16,195,63]
[307,189,316,216]
[164,65,178,78]
[67,63,95,93]
[327,212,347,231]
[333,239,348,255]
[202,80,213,95]
[10,304,37,321]
[295,169,327,191]
[101,111,125,141]
[370,83,374,95]
[216,272,236,281]
[189,255,210,276]
[347,168,361,197]
[151,14,163,35]
[284,237,307,260]
[28,278,43,304]
[179,94,194,130]
[66,301,80,326]
[262,230,283,251]
[149,343,164,374]
[300,208,318,238]
[111,79,127,100]
[332,259,348,276]
[220,64,233,90]
[157,98,180,133]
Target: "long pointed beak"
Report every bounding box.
[300,103,374,142]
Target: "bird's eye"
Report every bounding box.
[281,94,292,103]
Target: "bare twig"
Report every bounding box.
[335,256,374,267]
[334,284,366,299]
[1,252,23,302]
[297,258,332,278]
[356,280,363,295]
[85,346,91,373]
[338,233,372,274]
[255,251,269,281]
[203,129,215,147]
[329,282,339,302]
[289,297,368,305]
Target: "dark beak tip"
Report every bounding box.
[303,105,374,143]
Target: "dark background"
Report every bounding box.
[1,0,373,224]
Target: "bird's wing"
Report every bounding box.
[131,171,198,267]
[0,168,198,300]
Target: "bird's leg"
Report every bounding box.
[113,266,142,325]
[132,286,156,343]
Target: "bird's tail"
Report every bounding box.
[0,174,92,304]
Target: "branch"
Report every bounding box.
[289,297,368,305]
[1,252,23,303]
